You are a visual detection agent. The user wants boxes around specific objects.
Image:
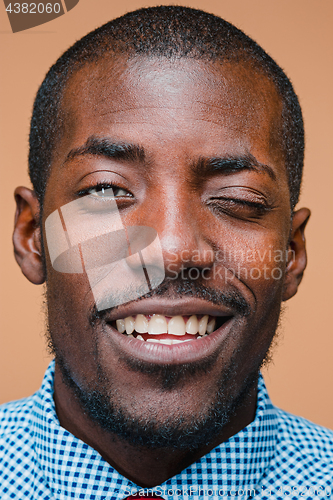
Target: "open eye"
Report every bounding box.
[87,186,132,198]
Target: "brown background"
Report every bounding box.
[0,0,332,429]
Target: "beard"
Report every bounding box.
[48,277,267,451]
[55,345,259,451]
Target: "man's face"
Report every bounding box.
[42,56,292,447]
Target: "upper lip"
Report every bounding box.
[103,297,236,322]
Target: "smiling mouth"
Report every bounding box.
[109,314,232,345]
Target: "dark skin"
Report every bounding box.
[13,56,310,487]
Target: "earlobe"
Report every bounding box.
[282,207,311,301]
[13,187,46,285]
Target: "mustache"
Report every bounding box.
[89,276,251,325]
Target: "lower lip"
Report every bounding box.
[104,318,235,365]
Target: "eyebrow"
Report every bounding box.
[64,136,276,182]
[64,136,146,165]
[192,154,277,181]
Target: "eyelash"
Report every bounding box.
[77,182,132,198]
[77,184,270,219]
[208,197,270,218]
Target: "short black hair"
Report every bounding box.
[29,5,304,210]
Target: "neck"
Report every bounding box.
[53,364,257,487]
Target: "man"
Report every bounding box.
[1,5,332,499]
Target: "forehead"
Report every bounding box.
[58,55,284,172]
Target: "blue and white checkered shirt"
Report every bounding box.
[0,361,332,499]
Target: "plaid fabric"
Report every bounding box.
[0,361,332,499]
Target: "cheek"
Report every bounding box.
[213,228,288,296]
[46,271,95,341]
[46,271,105,383]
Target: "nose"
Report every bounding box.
[142,188,216,278]
[159,223,215,278]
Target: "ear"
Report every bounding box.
[283,207,311,301]
[13,187,45,284]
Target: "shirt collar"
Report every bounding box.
[32,360,278,499]
[179,372,279,492]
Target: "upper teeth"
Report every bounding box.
[115,314,216,337]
